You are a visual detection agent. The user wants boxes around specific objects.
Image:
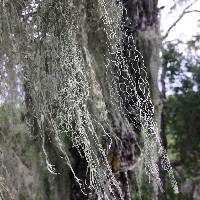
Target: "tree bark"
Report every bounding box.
[120,0,162,199]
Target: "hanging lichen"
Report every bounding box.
[0,0,178,199]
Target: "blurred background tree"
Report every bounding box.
[161,35,200,199]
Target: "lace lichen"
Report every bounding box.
[0,0,178,199]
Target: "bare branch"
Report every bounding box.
[185,10,200,13]
[162,0,199,41]
[162,38,185,46]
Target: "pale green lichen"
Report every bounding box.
[0,0,178,199]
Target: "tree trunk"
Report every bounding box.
[121,0,162,199]
[0,0,163,199]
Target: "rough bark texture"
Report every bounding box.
[121,1,162,198]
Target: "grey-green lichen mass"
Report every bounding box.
[0,0,177,199]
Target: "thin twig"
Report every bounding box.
[162,0,199,41]
[185,10,200,13]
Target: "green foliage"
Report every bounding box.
[162,36,200,93]
[164,178,193,200]
[131,173,154,200]
[163,37,200,172]
[35,194,43,200]
[162,43,183,83]
[162,35,200,198]
[165,92,200,174]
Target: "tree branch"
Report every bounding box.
[185,10,200,13]
[162,0,199,41]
